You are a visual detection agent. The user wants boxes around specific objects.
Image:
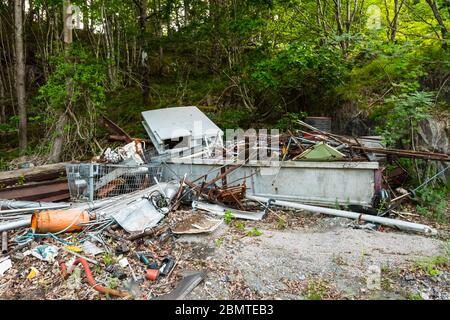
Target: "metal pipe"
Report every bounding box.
[0,204,71,216]
[247,195,437,235]
[1,231,7,254]
[0,218,31,233]
[0,200,69,210]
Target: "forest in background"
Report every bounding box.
[0,0,449,165]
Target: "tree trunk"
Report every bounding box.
[48,110,69,163]
[0,72,5,124]
[14,0,27,152]
[386,0,404,42]
[426,0,448,49]
[138,0,150,106]
[49,0,72,163]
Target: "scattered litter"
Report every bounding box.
[0,257,12,277]
[27,267,39,280]
[118,257,129,268]
[115,243,130,255]
[159,257,176,277]
[350,222,379,231]
[192,201,266,221]
[80,241,104,256]
[61,247,98,265]
[145,269,160,281]
[172,214,223,235]
[31,245,59,262]
[105,265,127,280]
[1,231,8,255]
[59,258,129,298]
[64,245,82,253]
[153,272,206,300]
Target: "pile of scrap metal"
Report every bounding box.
[278,120,450,163]
[1,106,446,299]
[139,107,443,232]
[0,182,206,299]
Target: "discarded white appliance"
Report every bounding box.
[141,106,223,156]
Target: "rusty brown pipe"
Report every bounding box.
[59,258,129,298]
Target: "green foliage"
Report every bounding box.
[245,42,347,109]
[246,227,262,237]
[277,216,287,230]
[377,91,434,148]
[215,237,224,247]
[35,46,107,158]
[38,47,107,115]
[17,175,26,186]
[274,112,307,131]
[224,210,234,225]
[107,277,120,290]
[208,110,253,129]
[102,253,116,266]
[415,254,449,277]
[406,293,424,300]
[234,220,245,230]
[416,185,449,224]
[305,278,330,300]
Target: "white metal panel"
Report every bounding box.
[162,160,378,207]
[141,106,223,143]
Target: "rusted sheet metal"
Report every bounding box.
[0,163,67,187]
[0,180,69,202]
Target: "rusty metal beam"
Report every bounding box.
[102,116,132,143]
[0,163,67,187]
[0,180,69,202]
[349,146,450,162]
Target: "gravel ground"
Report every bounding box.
[180,215,449,300]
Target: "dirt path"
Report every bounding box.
[178,217,449,300]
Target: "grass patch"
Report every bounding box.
[246,227,263,237]
[102,253,116,266]
[224,211,234,225]
[304,278,333,300]
[406,292,424,300]
[416,186,449,224]
[234,221,245,230]
[414,254,449,277]
[331,254,348,266]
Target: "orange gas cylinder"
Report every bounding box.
[31,209,91,233]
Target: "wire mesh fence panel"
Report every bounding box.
[66,163,164,202]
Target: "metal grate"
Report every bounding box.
[66,163,164,202]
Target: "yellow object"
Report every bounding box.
[64,246,82,253]
[27,267,39,280]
